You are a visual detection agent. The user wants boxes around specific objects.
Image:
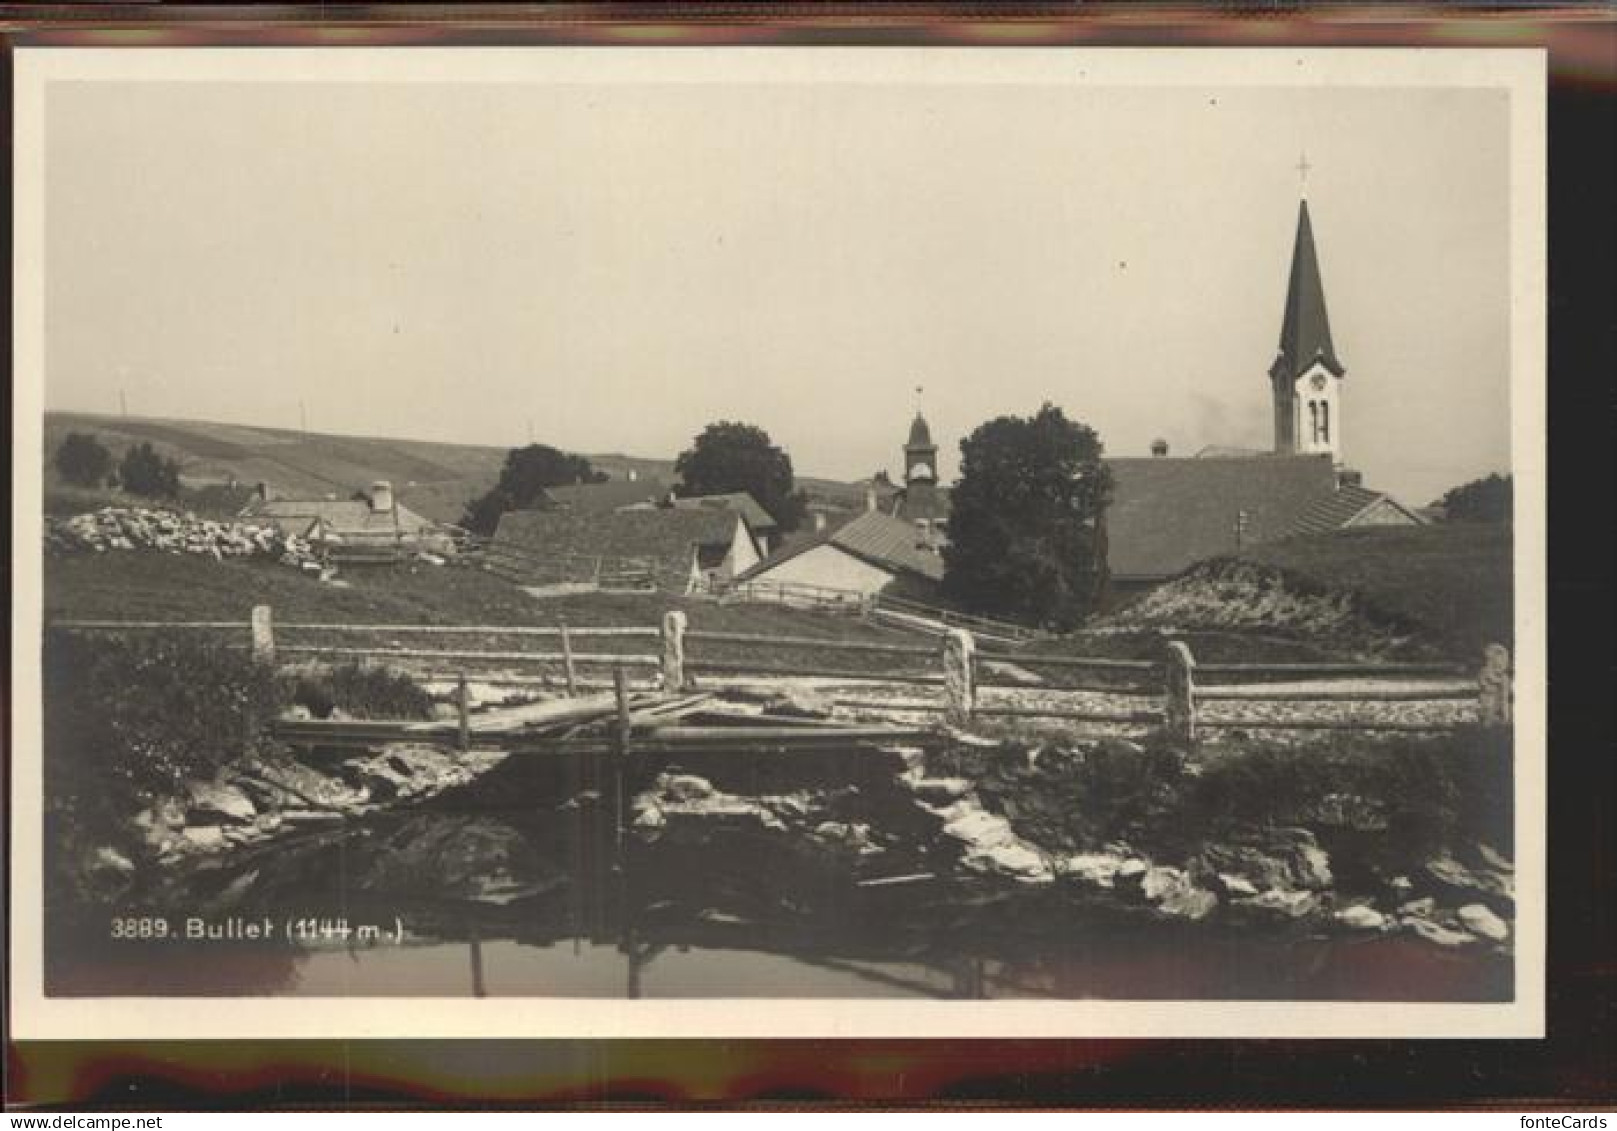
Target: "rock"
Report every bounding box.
[185,781,257,824]
[632,804,666,831]
[1237,888,1321,921]
[964,841,1052,883]
[908,776,973,804]
[1217,873,1259,898]
[1200,827,1331,893]
[1408,918,1476,948]
[1477,844,1514,873]
[86,846,135,879]
[1398,896,1437,917]
[1058,852,1127,888]
[1457,903,1510,942]
[941,809,1018,850]
[1115,858,1149,885]
[1139,867,1217,920]
[763,687,836,719]
[1336,904,1387,931]
[180,826,226,851]
[658,773,715,802]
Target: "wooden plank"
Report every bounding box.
[275,645,659,665]
[629,724,926,744]
[689,660,944,685]
[50,619,246,630]
[977,678,1157,695]
[1195,661,1469,677]
[972,706,1163,724]
[833,699,947,713]
[977,652,1158,673]
[462,691,625,733]
[1198,718,1461,733]
[1196,685,1479,703]
[685,630,940,658]
[274,623,658,638]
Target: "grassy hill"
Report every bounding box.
[1106,523,1513,661]
[44,552,927,676]
[44,412,861,526]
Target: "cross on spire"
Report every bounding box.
[1295,152,1312,193]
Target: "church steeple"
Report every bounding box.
[1270,195,1346,461]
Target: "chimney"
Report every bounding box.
[1151,438,1169,458]
[255,482,270,502]
[368,480,394,513]
[864,486,877,513]
[1336,467,1363,489]
[813,511,826,533]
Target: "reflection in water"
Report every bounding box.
[46,768,1511,1002]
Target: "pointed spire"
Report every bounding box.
[1275,198,1343,383]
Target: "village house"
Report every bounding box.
[239,480,452,561]
[486,506,762,595]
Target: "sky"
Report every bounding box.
[43,64,1514,505]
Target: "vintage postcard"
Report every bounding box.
[9,45,1545,1039]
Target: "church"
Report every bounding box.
[1103,194,1424,590]
[740,193,1423,606]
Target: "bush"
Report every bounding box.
[118,442,182,499]
[43,630,284,856]
[54,432,113,487]
[1181,728,1511,861]
[286,662,434,721]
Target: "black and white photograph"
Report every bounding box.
[9,46,1545,1039]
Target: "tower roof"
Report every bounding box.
[1274,199,1344,382]
[906,412,935,451]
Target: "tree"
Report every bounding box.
[1436,473,1512,524]
[118,442,182,499]
[674,421,807,532]
[942,403,1113,631]
[461,443,605,535]
[54,432,113,487]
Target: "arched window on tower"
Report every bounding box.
[1320,401,1330,444]
[1308,401,1320,444]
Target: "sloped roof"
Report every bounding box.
[544,477,670,512]
[830,510,945,581]
[892,483,952,523]
[671,491,777,531]
[491,507,737,585]
[906,412,935,451]
[243,497,435,536]
[1287,484,1423,538]
[1105,454,1338,580]
[736,508,946,584]
[1274,199,1344,382]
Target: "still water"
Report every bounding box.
[47,757,1511,1002]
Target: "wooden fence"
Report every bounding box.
[50,605,1511,747]
[702,578,1045,646]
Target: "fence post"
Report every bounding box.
[456,672,470,753]
[1479,643,1512,727]
[250,604,275,664]
[1164,640,1198,751]
[661,609,688,692]
[559,621,578,697]
[943,628,977,727]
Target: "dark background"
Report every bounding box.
[4,4,1613,1109]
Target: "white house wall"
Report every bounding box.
[725,516,762,580]
[750,543,896,598]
